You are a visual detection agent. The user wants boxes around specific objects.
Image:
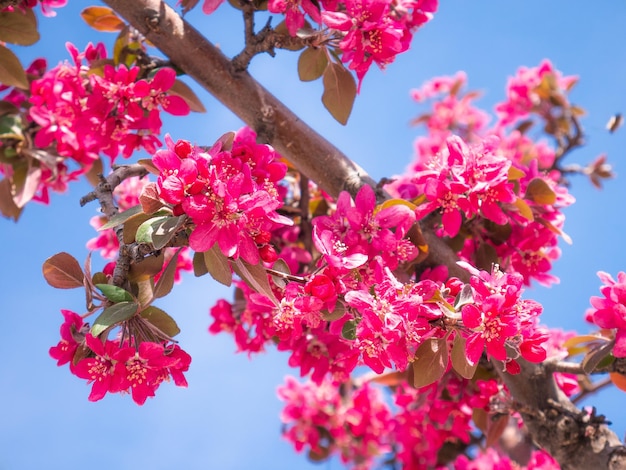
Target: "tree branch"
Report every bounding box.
[100,2,626,467]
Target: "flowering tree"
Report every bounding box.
[2,1,626,469]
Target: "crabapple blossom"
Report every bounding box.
[150,128,292,263]
[588,271,626,357]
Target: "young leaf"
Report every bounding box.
[524,178,557,205]
[168,79,207,113]
[42,252,85,289]
[411,337,449,388]
[322,62,356,125]
[140,305,181,337]
[81,6,124,32]
[128,252,165,282]
[95,284,134,303]
[99,204,144,230]
[0,44,28,90]
[193,251,209,277]
[203,244,232,287]
[582,340,615,374]
[0,178,21,220]
[298,47,328,82]
[139,181,165,214]
[91,301,138,337]
[122,212,153,244]
[485,413,510,448]
[232,258,278,305]
[0,9,40,45]
[153,248,182,298]
[450,334,478,379]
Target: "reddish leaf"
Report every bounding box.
[12,164,41,208]
[411,337,449,388]
[610,372,626,392]
[450,333,478,379]
[139,182,165,214]
[486,413,510,447]
[128,252,165,282]
[0,177,22,220]
[42,252,85,289]
[180,0,201,14]
[81,6,124,32]
[0,44,28,89]
[153,248,181,298]
[193,251,209,277]
[322,62,356,125]
[0,9,39,45]
[298,47,328,82]
[203,244,232,287]
[168,79,206,113]
[232,258,278,305]
[84,157,103,187]
[140,306,180,337]
[525,178,557,205]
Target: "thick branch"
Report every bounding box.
[499,359,626,469]
[100,2,626,467]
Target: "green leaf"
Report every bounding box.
[91,301,138,336]
[321,62,356,125]
[203,244,232,287]
[411,337,449,388]
[232,258,278,305]
[0,9,39,45]
[298,47,328,82]
[140,305,180,337]
[450,334,478,379]
[136,214,186,249]
[95,284,134,303]
[524,178,557,205]
[99,204,144,230]
[153,249,182,298]
[42,252,85,289]
[341,319,357,340]
[0,44,28,89]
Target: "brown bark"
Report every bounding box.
[101,1,626,467]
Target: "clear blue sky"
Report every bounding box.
[3,1,626,469]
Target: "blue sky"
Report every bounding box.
[2,1,626,469]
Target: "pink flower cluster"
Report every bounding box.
[0,0,66,16]
[588,272,626,357]
[495,60,577,127]
[393,375,498,468]
[322,0,437,86]
[278,376,392,469]
[50,310,191,405]
[151,127,291,263]
[459,263,548,373]
[390,63,580,286]
[87,176,193,283]
[278,374,502,469]
[7,42,189,202]
[453,448,560,470]
[210,184,549,383]
[201,0,436,86]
